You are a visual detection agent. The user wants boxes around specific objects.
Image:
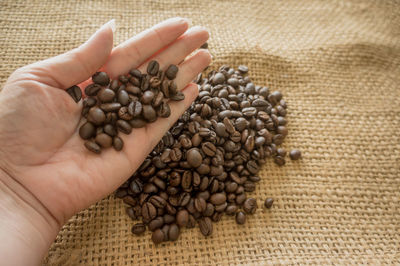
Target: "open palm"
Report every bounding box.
[0,17,210,230]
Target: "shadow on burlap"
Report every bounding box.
[1,0,399,265]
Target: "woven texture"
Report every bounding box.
[1,0,400,265]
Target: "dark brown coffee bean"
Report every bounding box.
[163,214,175,224]
[274,156,285,166]
[157,101,171,118]
[210,193,226,205]
[147,60,159,75]
[87,107,106,125]
[244,136,255,152]
[79,122,95,139]
[129,68,142,79]
[141,90,154,105]
[186,148,203,168]
[126,207,136,219]
[95,133,112,148]
[92,72,110,86]
[84,83,101,96]
[277,126,288,137]
[181,171,192,190]
[128,101,142,117]
[129,118,146,128]
[132,223,146,235]
[176,209,189,227]
[97,88,115,103]
[264,198,274,209]
[289,149,301,160]
[238,65,248,73]
[100,102,121,112]
[112,136,124,151]
[143,183,158,194]
[152,229,164,244]
[225,204,238,215]
[201,142,217,157]
[165,64,179,80]
[148,217,164,231]
[170,91,185,101]
[194,197,207,212]
[152,92,164,107]
[243,198,257,214]
[84,140,101,154]
[212,72,225,85]
[170,148,182,162]
[246,160,259,175]
[116,120,132,134]
[277,148,287,157]
[235,211,246,224]
[66,85,82,102]
[142,202,157,221]
[236,193,246,205]
[118,106,133,120]
[103,124,117,137]
[142,105,157,122]
[168,223,180,241]
[198,217,213,236]
[116,89,130,106]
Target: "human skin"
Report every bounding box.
[0,18,211,265]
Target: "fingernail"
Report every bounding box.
[103,19,116,33]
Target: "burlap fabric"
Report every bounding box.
[1,0,399,265]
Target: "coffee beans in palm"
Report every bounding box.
[115,65,301,244]
[73,60,184,153]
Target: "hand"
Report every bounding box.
[0,18,210,265]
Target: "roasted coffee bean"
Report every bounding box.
[126,207,136,219]
[97,88,115,103]
[95,133,113,148]
[165,64,179,80]
[289,149,301,160]
[170,91,185,101]
[142,105,157,122]
[66,85,82,102]
[117,90,130,106]
[132,223,146,235]
[118,106,133,120]
[128,101,142,117]
[116,120,132,134]
[246,160,259,175]
[243,198,257,214]
[238,65,248,73]
[100,102,121,112]
[92,72,110,86]
[129,118,146,128]
[168,223,180,241]
[225,204,238,215]
[236,193,246,205]
[176,209,189,227]
[201,142,217,156]
[264,198,274,209]
[129,68,142,79]
[157,101,171,117]
[113,136,124,151]
[274,156,285,166]
[103,124,117,137]
[210,193,226,205]
[152,92,164,107]
[194,197,207,212]
[235,211,246,224]
[187,148,203,167]
[198,217,213,236]
[152,229,164,244]
[141,90,154,105]
[148,217,164,231]
[147,60,160,75]
[79,122,95,139]
[200,42,208,49]
[277,148,287,157]
[85,83,101,96]
[142,202,157,221]
[87,107,106,125]
[213,72,225,85]
[84,140,101,154]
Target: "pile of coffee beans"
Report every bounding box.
[115,65,301,244]
[74,60,184,153]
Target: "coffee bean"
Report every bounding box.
[201,142,217,157]
[246,160,259,175]
[165,64,179,80]
[116,120,132,134]
[198,217,213,236]
[187,148,203,168]
[85,83,101,96]
[129,118,147,128]
[243,198,257,214]
[152,229,164,244]
[210,193,226,205]
[112,136,124,151]
[103,124,117,137]
[148,217,164,231]
[92,72,110,86]
[289,149,301,160]
[142,105,157,122]
[100,102,121,112]
[152,91,164,107]
[225,204,238,215]
[66,85,82,102]
[117,90,130,106]
[87,107,106,125]
[118,106,133,121]
[274,156,285,166]
[97,88,115,103]
[176,209,189,227]
[132,223,146,235]
[141,90,154,105]
[157,101,171,118]
[264,198,274,209]
[128,101,142,117]
[168,223,180,241]
[238,65,248,73]
[147,60,159,75]
[79,122,95,139]
[235,211,246,224]
[170,91,185,101]
[84,140,101,154]
[213,73,225,85]
[95,133,112,148]
[200,42,208,49]
[142,202,157,221]
[194,197,207,212]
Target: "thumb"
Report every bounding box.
[28,19,115,89]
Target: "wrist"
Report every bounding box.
[0,168,60,265]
